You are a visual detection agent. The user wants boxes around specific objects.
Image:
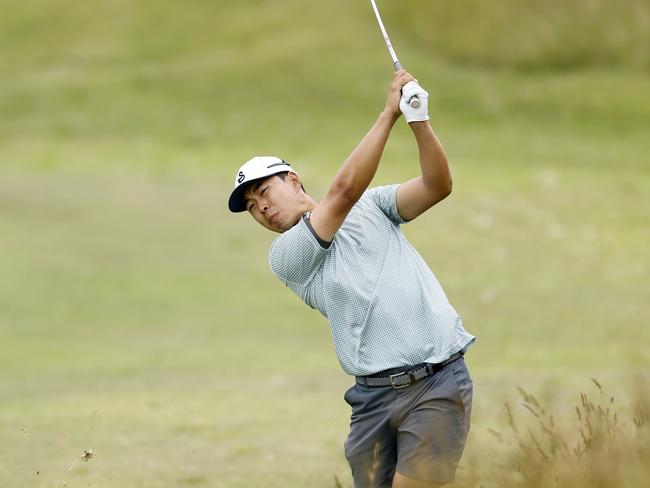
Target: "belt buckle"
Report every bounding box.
[389,371,410,389]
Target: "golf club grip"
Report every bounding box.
[394,62,420,108]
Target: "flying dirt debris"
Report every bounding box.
[82,449,95,462]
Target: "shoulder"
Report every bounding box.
[268,215,330,285]
[362,184,409,224]
[364,184,400,202]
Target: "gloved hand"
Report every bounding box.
[399,81,429,123]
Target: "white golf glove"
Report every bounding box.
[399,81,429,123]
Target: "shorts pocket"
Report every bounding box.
[451,359,473,414]
[343,384,356,406]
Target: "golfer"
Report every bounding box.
[228,71,475,488]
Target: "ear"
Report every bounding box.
[287,172,302,192]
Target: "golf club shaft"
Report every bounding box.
[369,0,402,71]
[369,0,420,109]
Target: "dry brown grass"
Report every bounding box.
[457,379,650,488]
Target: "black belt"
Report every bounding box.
[355,352,463,389]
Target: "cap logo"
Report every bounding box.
[267,161,290,169]
[237,171,245,184]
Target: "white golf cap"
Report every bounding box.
[228,156,298,213]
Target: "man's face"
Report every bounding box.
[243,173,304,233]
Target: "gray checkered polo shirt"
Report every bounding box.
[268,184,475,376]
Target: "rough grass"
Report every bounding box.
[456,379,650,488]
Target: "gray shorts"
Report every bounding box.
[343,357,473,487]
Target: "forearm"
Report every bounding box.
[410,121,452,193]
[331,110,399,201]
[394,120,452,220]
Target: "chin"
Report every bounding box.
[268,221,284,233]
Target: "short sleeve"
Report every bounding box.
[366,184,410,224]
[268,215,329,286]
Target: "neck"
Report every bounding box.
[303,195,317,213]
[290,195,317,227]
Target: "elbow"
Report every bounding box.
[443,177,453,198]
[429,175,452,202]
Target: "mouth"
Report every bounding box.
[268,213,280,226]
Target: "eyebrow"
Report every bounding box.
[244,181,266,209]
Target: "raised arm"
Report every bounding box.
[395,120,453,221]
[309,70,416,242]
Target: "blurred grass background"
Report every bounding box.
[1,0,649,486]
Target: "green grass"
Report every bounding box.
[385,0,650,71]
[1,1,649,486]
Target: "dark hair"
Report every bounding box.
[276,171,306,193]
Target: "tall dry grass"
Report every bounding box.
[458,379,650,488]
